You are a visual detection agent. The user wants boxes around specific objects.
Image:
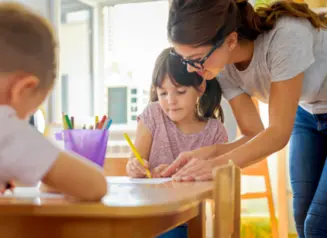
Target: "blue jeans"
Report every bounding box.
[157,225,188,238]
[290,106,327,238]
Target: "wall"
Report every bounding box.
[59,21,91,119]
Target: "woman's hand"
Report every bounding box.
[171,158,223,181]
[126,158,149,178]
[151,164,170,178]
[161,145,218,177]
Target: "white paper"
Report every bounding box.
[106,176,172,184]
[2,187,64,198]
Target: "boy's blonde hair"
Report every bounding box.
[0,2,57,88]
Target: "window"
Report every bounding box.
[107,87,128,124]
[61,74,69,114]
[58,7,92,121]
[52,1,169,124]
[103,2,169,126]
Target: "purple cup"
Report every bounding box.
[56,129,109,167]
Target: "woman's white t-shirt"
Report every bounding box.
[219,16,327,114]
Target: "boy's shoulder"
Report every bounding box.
[0,106,60,186]
[0,105,21,133]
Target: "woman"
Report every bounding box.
[161,0,327,237]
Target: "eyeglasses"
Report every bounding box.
[170,43,221,70]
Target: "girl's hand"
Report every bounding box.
[151,164,170,178]
[126,157,149,178]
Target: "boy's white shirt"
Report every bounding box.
[0,106,60,186]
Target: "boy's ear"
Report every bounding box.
[10,74,39,105]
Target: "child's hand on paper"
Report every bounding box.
[126,157,149,178]
[151,164,170,178]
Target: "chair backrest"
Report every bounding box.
[213,161,241,238]
[236,98,269,177]
[241,159,268,176]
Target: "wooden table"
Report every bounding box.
[0,178,213,238]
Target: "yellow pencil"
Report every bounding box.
[124,133,151,178]
[62,112,68,130]
[95,115,99,127]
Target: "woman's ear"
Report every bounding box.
[226,32,238,51]
[10,74,39,106]
[199,80,207,96]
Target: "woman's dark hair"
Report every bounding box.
[150,48,224,122]
[168,0,327,46]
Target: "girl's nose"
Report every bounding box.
[167,94,177,105]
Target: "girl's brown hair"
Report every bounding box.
[168,0,327,46]
[150,48,224,122]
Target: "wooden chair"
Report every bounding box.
[239,99,278,238]
[241,160,278,238]
[213,161,241,238]
[211,97,278,237]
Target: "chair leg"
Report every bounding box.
[264,173,279,238]
[210,199,215,219]
[232,167,241,238]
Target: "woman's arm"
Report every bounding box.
[213,92,265,156]
[219,73,303,168]
[161,92,264,176]
[172,73,303,181]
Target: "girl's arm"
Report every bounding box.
[126,120,153,177]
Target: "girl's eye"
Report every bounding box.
[177,90,186,95]
[159,92,167,96]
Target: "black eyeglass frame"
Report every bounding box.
[169,40,224,70]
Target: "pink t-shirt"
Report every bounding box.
[138,102,228,169]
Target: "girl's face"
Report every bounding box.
[171,33,238,80]
[156,76,204,124]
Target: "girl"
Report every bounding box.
[162,0,327,237]
[126,48,228,238]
